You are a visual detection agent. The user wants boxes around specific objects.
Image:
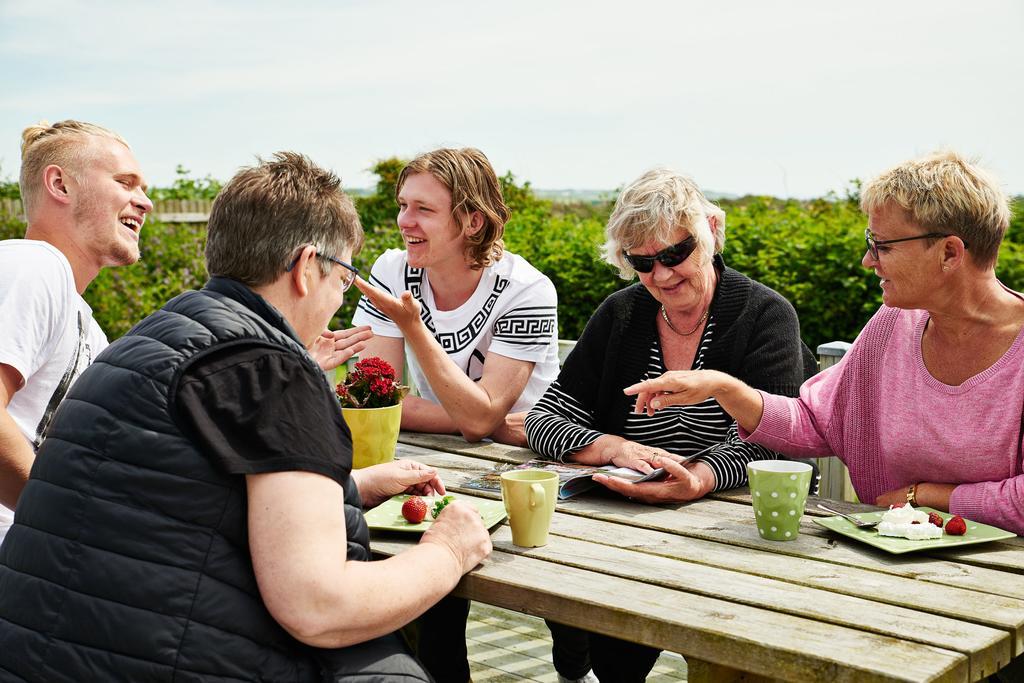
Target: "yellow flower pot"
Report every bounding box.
[342,403,403,469]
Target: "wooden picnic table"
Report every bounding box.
[369,432,1024,683]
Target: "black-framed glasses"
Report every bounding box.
[864,228,967,261]
[623,236,698,273]
[287,251,359,292]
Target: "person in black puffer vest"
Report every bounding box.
[0,152,492,683]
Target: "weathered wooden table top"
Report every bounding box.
[367,432,1024,683]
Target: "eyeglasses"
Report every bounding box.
[864,228,966,261]
[287,251,359,292]
[623,236,698,273]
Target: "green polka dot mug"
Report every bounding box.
[747,461,813,541]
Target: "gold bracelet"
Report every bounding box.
[906,483,918,506]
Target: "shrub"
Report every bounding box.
[2,169,1021,352]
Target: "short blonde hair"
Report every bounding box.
[602,168,726,280]
[396,148,510,269]
[19,120,129,216]
[861,151,1011,268]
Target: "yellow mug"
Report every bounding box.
[500,469,559,547]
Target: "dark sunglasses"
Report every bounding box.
[287,251,359,292]
[623,236,698,273]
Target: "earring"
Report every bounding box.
[942,265,949,272]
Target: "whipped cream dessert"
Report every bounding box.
[877,504,943,540]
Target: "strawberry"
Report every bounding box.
[401,496,427,524]
[944,515,967,536]
[928,512,944,528]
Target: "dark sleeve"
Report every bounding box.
[175,344,351,486]
[525,298,615,461]
[737,289,807,397]
[694,289,808,491]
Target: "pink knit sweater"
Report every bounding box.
[743,305,1024,535]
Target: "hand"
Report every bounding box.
[624,369,728,416]
[607,441,685,475]
[594,458,716,504]
[309,326,373,372]
[489,412,528,447]
[351,459,446,509]
[354,277,423,331]
[421,500,493,574]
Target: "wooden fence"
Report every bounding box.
[0,198,212,223]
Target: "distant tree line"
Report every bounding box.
[2,161,1022,351]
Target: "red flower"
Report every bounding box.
[335,356,408,408]
[354,357,396,382]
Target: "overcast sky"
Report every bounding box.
[1,0,1022,198]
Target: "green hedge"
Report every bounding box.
[2,165,1022,350]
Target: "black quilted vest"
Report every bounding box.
[0,284,371,682]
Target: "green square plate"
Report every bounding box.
[365,493,507,533]
[813,507,1016,554]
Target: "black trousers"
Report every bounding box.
[406,595,472,683]
[547,620,660,683]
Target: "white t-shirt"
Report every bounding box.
[0,240,108,543]
[353,249,560,413]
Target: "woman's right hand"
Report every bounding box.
[420,501,493,574]
[624,369,729,416]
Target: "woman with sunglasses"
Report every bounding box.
[523,168,813,683]
[626,151,1024,539]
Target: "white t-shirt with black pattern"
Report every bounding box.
[353,249,559,413]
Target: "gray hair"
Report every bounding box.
[205,152,363,286]
[602,168,726,280]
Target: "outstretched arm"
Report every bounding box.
[625,369,765,433]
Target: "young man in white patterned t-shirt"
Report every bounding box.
[0,120,153,545]
[353,147,559,447]
[352,147,560,682]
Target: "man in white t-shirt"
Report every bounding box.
[0,120,152,544]
[353,147,559,683]
[353,147,559,446]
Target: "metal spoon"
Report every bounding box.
[817,503,880,530]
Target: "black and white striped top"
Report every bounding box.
[525,317,778,491]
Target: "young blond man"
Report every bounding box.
[354,147,559,445]
[0,120,153,544]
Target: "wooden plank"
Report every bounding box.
[398,432,535,463]
[539,511,1024,661]
[556,495,1024,596]
[507,528,1010,677]
[395,448,1024,598]
[686,659,789,683]
[371,537,969,682]
[399,435,1024,561]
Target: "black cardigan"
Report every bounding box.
[527,256,814,475]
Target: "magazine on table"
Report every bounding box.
[463,459,669,500]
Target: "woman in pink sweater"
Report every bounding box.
[623,151,1024,536]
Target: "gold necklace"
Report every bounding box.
[661,305,708,336]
